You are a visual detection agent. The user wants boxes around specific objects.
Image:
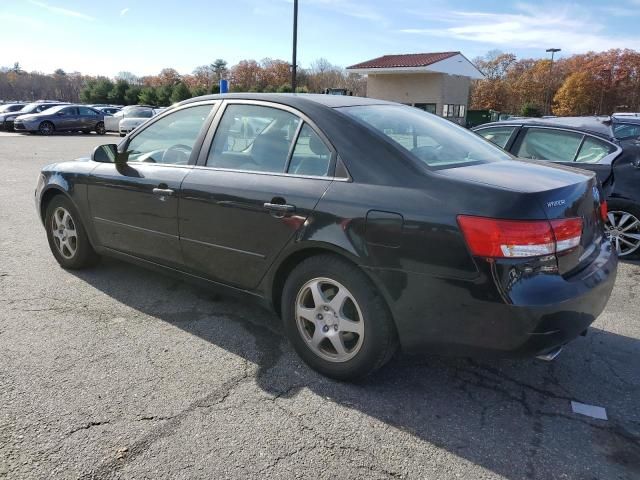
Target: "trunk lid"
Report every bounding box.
[438,160,606,274]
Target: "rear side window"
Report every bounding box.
[288,124,331,176]
[207,104,301,173]
[477,126,517,148]
[339,105,511,168]
[575,137,616,163]
[516,128,583,162]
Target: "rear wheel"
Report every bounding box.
[282,255,398,380]
[45,196,99,269]
[95,122,106,135]
[605,201,640,258]
[39,121,54,135]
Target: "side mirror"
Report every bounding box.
[92,144,125,166]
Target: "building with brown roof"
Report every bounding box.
[347,52,484,125]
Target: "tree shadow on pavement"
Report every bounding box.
[71,257,640,480]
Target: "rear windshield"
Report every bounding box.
[338,105,512,168]
[125,107,154,118]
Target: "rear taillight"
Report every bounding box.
[600,200,608,222]
[457,216,583,258]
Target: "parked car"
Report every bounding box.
[14,105,106,135]
[0,101,67,131]
[0,103,26,114]
[35,94,617,380]
[473,117,640,258]
[104,105,156,135]
[118,107,159,136]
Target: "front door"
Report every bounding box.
[179,103,335,289]
[87,103,216,267]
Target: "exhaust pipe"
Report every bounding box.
[536,346,563,361]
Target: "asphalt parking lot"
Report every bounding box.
[0,131,639,480]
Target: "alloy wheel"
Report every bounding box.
[50,207,78,259]
[39,122,53,135]
[295,277,365,363]
[605,210,640,257]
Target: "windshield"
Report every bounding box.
[0,104,22,113]
[338,105,512,168]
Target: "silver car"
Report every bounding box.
[103,106,156,136]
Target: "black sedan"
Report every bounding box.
[35,94,617,380]
[15,104,106,135]
[473,117,640,258]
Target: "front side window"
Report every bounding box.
[207,104,301,173]
[575,137,616,163]
[339,104,512,168]
[58,107,78,116]
[124,105,213,164]
[516,128,583,162]
[288,124,332,176]
[477,126,517,149]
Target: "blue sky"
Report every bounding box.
[2,0,640,76]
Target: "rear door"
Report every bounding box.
[78,106,100,130]
[179,101,337,289]
[88,103,217,267]
[512,127,619,184]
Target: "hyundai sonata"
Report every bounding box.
[35,94,617,380]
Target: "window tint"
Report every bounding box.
[339,104,511,168]
[207,104,301,173]
[124,105,213,164]
[576,137,616,163]
[79,107,97,116]
[477,126,517,148]
[288,124,331,176]
[516,128,583,162]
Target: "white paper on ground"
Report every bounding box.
[571,401,608,420]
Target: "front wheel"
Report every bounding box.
[605,201,640,258]
[39,121,54,135]
[282,255,398,380]
[45,196,100,269]
[95,122,106,135]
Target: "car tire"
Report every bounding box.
[95,122,106,135]
[281,254,398,380]
[605,200,640,259]
[38,121,54,136]
[45,195,100,269]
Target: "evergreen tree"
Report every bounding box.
[138,87,158,106]
[170,82,192,103]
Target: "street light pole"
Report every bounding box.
[291,0,298,92]
[545,48,561,115]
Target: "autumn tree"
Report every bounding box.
[553,71,598,116]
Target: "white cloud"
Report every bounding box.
[400,3,640,54]
[120,7,129,16]
[28,0,94,21]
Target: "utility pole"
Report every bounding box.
[545,48,561,115]
[291,0,298,92]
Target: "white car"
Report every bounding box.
[103,106,157,136]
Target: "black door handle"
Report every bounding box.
[263,202,296,213]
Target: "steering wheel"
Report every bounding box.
[161,144,192,164]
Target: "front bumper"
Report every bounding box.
[370,240,618,357]
[13,120,38,132]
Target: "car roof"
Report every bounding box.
[179,93,393,109]
[475,116,615,139]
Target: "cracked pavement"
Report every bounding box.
[0,132,639,479]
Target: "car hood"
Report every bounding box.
[434,158,593,193]
[0,112,27,120]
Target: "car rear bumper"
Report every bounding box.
[368,239,618,357]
